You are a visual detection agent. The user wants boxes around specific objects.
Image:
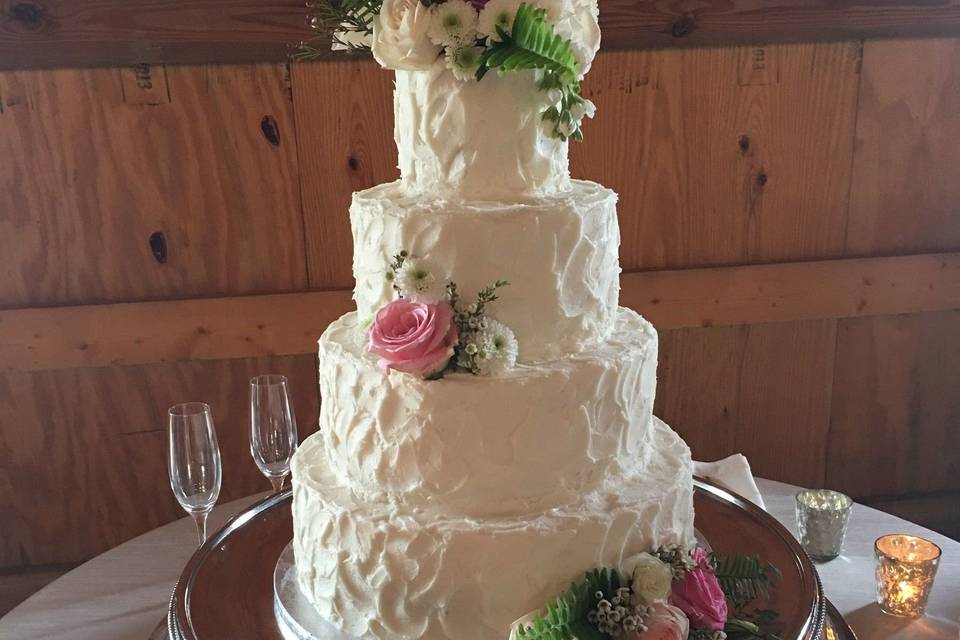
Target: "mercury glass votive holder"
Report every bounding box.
[875,534,941,617]
[795,489,853,561]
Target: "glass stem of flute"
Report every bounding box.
[270,476,285,493]
[191,510,209,547]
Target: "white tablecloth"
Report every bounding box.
[1,479,959,639]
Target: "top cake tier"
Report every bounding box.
[388,0,602,201]
[395,66,569,200]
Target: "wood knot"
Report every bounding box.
[12,3,41,26]
[260,115,280,146]
[149,231,167,264]
[738,134,751,154]
[755,171,768,187]
[671,15,695,38]
[347,156,360,171]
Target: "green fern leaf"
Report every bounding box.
[712,553,781,607]
[511,568,620,640]
[475,3,580,82]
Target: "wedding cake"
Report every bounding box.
[291,1,696,638]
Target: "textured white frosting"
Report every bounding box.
[292,416,694,640]
[351,179,620,363]
[314,306,656,516]
[394,66,570,200]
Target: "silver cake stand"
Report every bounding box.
[169,480,849,640]
[273,542,356,640]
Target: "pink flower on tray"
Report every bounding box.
[624,602,689,640]
[670,547,728,631]
[369,298,458,378]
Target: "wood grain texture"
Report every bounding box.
[0,63,305,309]
[0,354,319,567]
[4,0,960,70]
[827,311,960,499]
[290,60,396,289]
[573,42,861,271]
[656,320,837,488]
[626,252,960,330]
[0,290,352,371]
[4,253,959,371]
[846,38,960,256]
[0,0,309,70]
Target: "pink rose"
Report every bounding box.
[622,603,689,640]
[670,547,728,631]
[369,299,458,377]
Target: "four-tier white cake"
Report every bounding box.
[291,2,696,637]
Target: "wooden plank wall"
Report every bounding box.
[1,38,959,570]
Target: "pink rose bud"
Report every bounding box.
[369,299,458,378]
[670,547,728,631]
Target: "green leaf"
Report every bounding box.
[512,568,621,640]
[712,553,780,608]
[475,3,580,83]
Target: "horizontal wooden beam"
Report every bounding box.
[2,253,958,371]
[2,0,960,70]
[623,252,960,330]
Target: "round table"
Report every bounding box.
[1,479,958,640]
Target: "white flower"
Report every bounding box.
[474,319,518,375]
[568,98,596,124]
[621,552,673,605]
[582,98,596,118]
[445,42,484,81]
[428,0,478,47]
[394,259,447,302]
[477,0,521,40]
[372,0,440,70]
[557,118,575,138]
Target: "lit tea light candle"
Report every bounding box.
[874,534,942,617]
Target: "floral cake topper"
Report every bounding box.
[368,250,518,379]
[298,0,598,141]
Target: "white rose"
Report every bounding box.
[621,552,673,604]
[372,0,441,70]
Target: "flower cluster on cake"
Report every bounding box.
[287,2,782,640]
[299,0,599,140]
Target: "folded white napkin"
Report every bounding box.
[694,454,766,510]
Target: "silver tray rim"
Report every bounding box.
[170,478,827,640]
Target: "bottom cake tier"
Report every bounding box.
[291,417,695,640]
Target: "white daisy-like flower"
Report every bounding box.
[474,319,518,375]
[428,0,478,47]
[477,0,520,40]
[394,259,447,302]
[445,42,484,81]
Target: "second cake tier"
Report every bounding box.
[351,179,620,363]
[315,306,657,517]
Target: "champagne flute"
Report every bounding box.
[249,375,299,492]
[168,402,222,547]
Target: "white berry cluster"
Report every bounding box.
[586,586,652,636]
